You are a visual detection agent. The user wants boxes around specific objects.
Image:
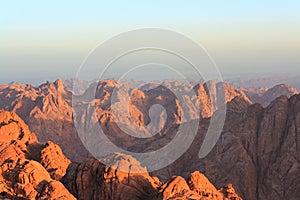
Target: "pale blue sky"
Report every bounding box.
[1,1,300,84]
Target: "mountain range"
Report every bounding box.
[0,110,241,199]
[0,79,299,199]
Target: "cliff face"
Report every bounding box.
[0,110,241,200]
[0,79,250,162]
[0,80,89,161]
[71,80,300,200]
[151,95,300,200]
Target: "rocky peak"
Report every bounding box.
[62,154,242,200]
[53,78,65,93]
[244,83,298,107]
[158,171,242,200]
[0,110,75,199]
[0,110,37,146]
[193,81,251,118]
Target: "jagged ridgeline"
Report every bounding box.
[0,79,299,200]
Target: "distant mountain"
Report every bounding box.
[64,78,90,95]
[243,83,298,107]
[227,75,300,91]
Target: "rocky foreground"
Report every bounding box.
[0,110,241,199]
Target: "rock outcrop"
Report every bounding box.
[0,110,241,200]
[62,155,241,200]
[0,110,75,199]
[159,171,242,200]
[40,141,71,181]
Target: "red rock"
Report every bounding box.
[40,141,71,180]
[1,79,299,200]
[0,110,75,199]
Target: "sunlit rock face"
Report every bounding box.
[0,79,250,162]
[0,110,241,200]
[0,79,299,200]
[0,110,75,199]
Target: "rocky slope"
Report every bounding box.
[0,79,250,161]
[0,79,299,200]
[0,110,75,199]
[72,79,300,200]
[0,80,89,161]
[149,95,300,200]
[0,110,241,200]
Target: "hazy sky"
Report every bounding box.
[1,1,300,84]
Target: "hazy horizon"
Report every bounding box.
[1,1,300,84]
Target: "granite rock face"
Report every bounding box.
[0,110,241,200]
[158,171,242,200]
[0,110,75,199]
[0,79,299,200]
[62,155,241,200]
[0,80,89,161]
[40,141,71,181]
[0,79,250,162]
[152,95,300,200]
